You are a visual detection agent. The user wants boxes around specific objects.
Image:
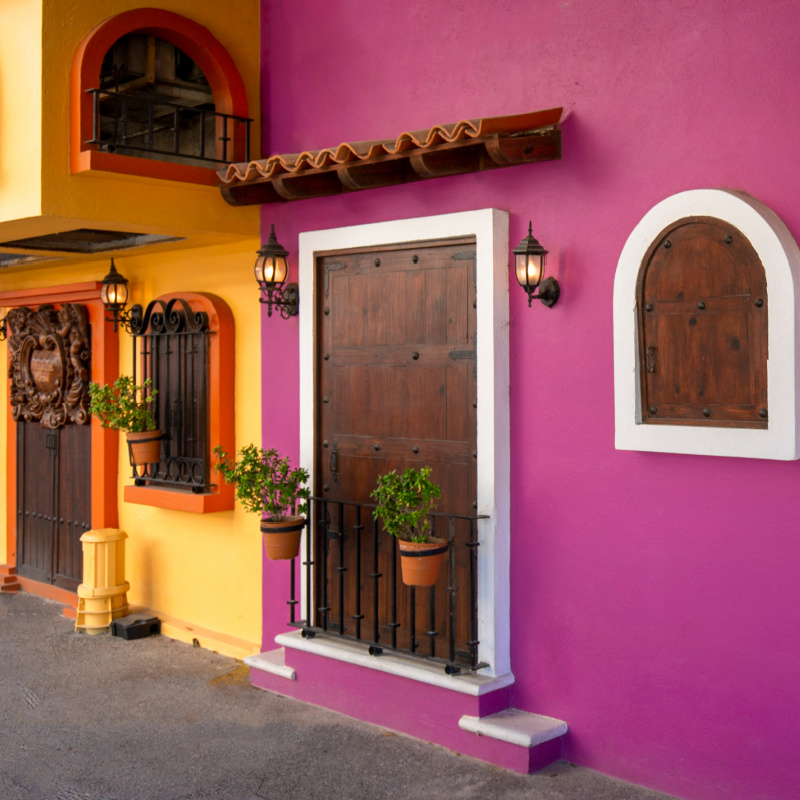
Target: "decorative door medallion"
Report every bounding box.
[7,303,91,428]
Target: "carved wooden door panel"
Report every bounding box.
[8,304,92,590]
[316,237,477,661]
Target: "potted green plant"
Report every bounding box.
[88,375,161,465]
[214,444,310,560]
[371,466,447,587]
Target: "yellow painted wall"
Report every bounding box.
[0,0,43,223]
[0,1,263,657]
[38,0,259,241]
[0,240,263,657]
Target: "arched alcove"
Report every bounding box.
[614,189,800,459]
[71,9,249,182]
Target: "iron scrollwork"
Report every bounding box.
[130,297,209,337]
[7,304,91,429]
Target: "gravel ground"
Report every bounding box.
[0,592,680,800]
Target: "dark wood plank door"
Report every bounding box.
[316,237,477,662]
[16,421,90,591]
[638,217,768,427]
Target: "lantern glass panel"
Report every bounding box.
[516,253,543,289]
[255,254,288,286]
[101,279,128,308]
[271,255,288,284]
[254,257,266,285]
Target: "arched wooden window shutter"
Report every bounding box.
[636,216,768,428]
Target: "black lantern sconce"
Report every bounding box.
[100,259,141,333]
[255,225,299,319]
[0,312,7,341]
[512,221,560,308]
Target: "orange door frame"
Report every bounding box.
[0,282,119,605]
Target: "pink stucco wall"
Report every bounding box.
[258,3,800,799]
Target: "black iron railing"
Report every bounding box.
[287,497,489,674]
[130,298,214,492]
[86,88,251,165]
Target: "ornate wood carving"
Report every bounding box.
[7,303,91,429]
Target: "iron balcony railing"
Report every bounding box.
[287,497,489,674]
[86,87,252,165]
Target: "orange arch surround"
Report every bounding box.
[71,8,250,185]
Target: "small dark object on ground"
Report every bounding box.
[110,614,161,640]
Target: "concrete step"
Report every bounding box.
[459,708,568,772]
[0,566,21,593]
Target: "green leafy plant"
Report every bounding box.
[371,466,441,543]
[88,375,158,433]
[214,445,310,520]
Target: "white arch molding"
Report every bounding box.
[613,189,800,460]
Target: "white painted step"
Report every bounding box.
[459,708,567,748]
[244,647,296,681]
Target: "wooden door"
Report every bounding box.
[16,423,90,590]
[316,237,477,662]
[9,303,92,591]
[638,217,768,427]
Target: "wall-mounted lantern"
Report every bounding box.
[255,225,299,318]
[100,259,141,332]
[512,221,560,308]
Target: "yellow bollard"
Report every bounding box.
[75,529,130,635]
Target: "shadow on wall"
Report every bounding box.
[129,534,154,610]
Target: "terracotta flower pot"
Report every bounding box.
[126,429,162,465]
[261,516,305,560]
[398,537,449,587]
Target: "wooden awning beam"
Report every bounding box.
[220,127,561,206]
[219,127,561,206]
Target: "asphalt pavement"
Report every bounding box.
[0,592,680,800]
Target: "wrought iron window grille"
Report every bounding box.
[286,497,489,674]
[86,88,252,165]
[130,298,214,493]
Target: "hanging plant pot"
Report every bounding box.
[126,429,162,466]
[398,538,449,587]
[261,516,305,561]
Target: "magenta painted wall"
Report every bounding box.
[257,3,800,799]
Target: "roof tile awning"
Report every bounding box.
[218,108,562,205]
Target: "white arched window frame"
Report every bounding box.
[614,189,800,460]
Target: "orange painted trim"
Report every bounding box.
[123,484,234,513]
[124,291,235,514]
[17,576,80,609]
[70,8,250,179]
[1,283,119,580]
[0,282,103,304]
[73,149,218,187]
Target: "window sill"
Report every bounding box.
[273,629,515,696]
[124,483,234,513]
[72,149,219,187]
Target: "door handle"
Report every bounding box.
[330,443,339,483]
[646,346,656,374]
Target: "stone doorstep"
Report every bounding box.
[459,708,568,749]
[244,648,296,681]
[0,565,21,593]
